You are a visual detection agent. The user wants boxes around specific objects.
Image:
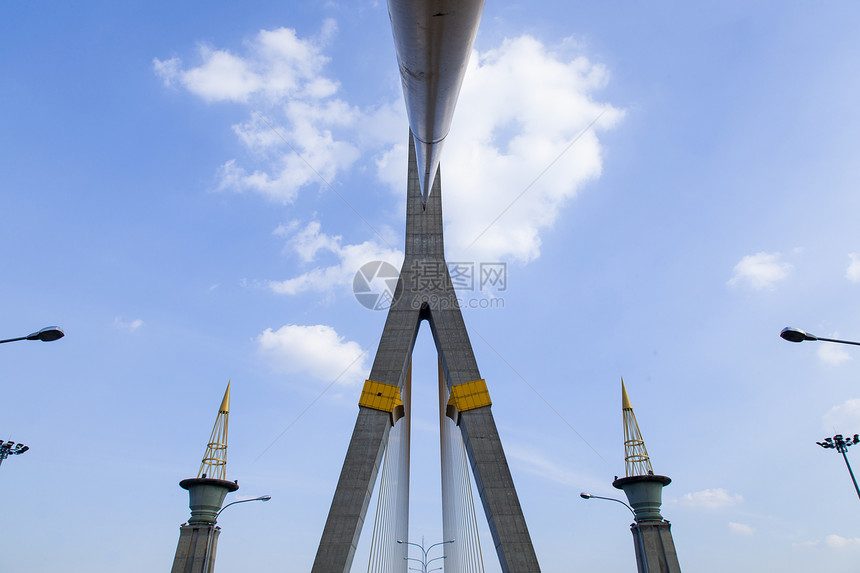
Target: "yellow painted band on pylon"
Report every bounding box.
[359,379,403,413]
[448,379,492,412]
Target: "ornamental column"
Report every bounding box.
[171,383,239,573]
[612,379,682,573]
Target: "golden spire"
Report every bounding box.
[622,378,653,477]
[197,381,231,480]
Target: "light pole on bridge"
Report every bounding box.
[201,495,272,573]
[0,326,63,473]
[780,327,860,502]
[396,538,454,573]
[580,492,649,573]
[0,326,64,345]
[780,327,860,346]
[580,492,636,516]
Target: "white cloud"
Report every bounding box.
[506,445,606,492]
[680,488,743,509]
[818,337,853,366]
[728,522,754,536]
[825,534,860,548]
[215,104,362,203]
[156,27,622,262]
[282,220,341,262]
[154,24,334,103]
[795,534,860,549]
[257,324,369,385]
[113,317,143,332]
[152,57,180,87]
[154,21,365,204]
[180,47,262,102]
[268,221,403,295]
[727,252,792,290]
[847,253,860,283]
[822,398,860,431]
[378,36,623,263]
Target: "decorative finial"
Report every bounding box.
[197,381,231,480]
[621,378,653,477]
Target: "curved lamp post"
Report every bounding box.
[780,327,860,346]
[580,492,648,573]
[396,539,454,573]
[0,326,64,345]
[0,327,61,475]
[579,492,636,517]
[202,495,271,572]
[781,328,860,502]
[216,495,272,519]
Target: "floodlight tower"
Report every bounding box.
[817,433,860,500]
[0,441,29,469]
[612,379,682,573]
[171,382,239,573]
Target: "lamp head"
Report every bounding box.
[580,493,592,499]
[780,327,817,343]
[26,326,64,342]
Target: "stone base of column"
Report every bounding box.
[631,521,681,573]
[171,524,221,573]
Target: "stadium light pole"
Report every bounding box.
[817,434,860,501]
[0,326,64,345]
[0,441,29,469]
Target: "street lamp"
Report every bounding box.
[397,538,454,573]
[780,329,860,501]
[780,327,860,346]
[580,492,648,573]
[216,495,272,519]
[202,495,271,572]
[817,434,860,501]
[0,326,64,345]
[0,441,29,469]
[579,492,636,517]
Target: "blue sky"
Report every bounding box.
[3,1,860,572]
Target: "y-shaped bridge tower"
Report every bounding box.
[311,135,541,573]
